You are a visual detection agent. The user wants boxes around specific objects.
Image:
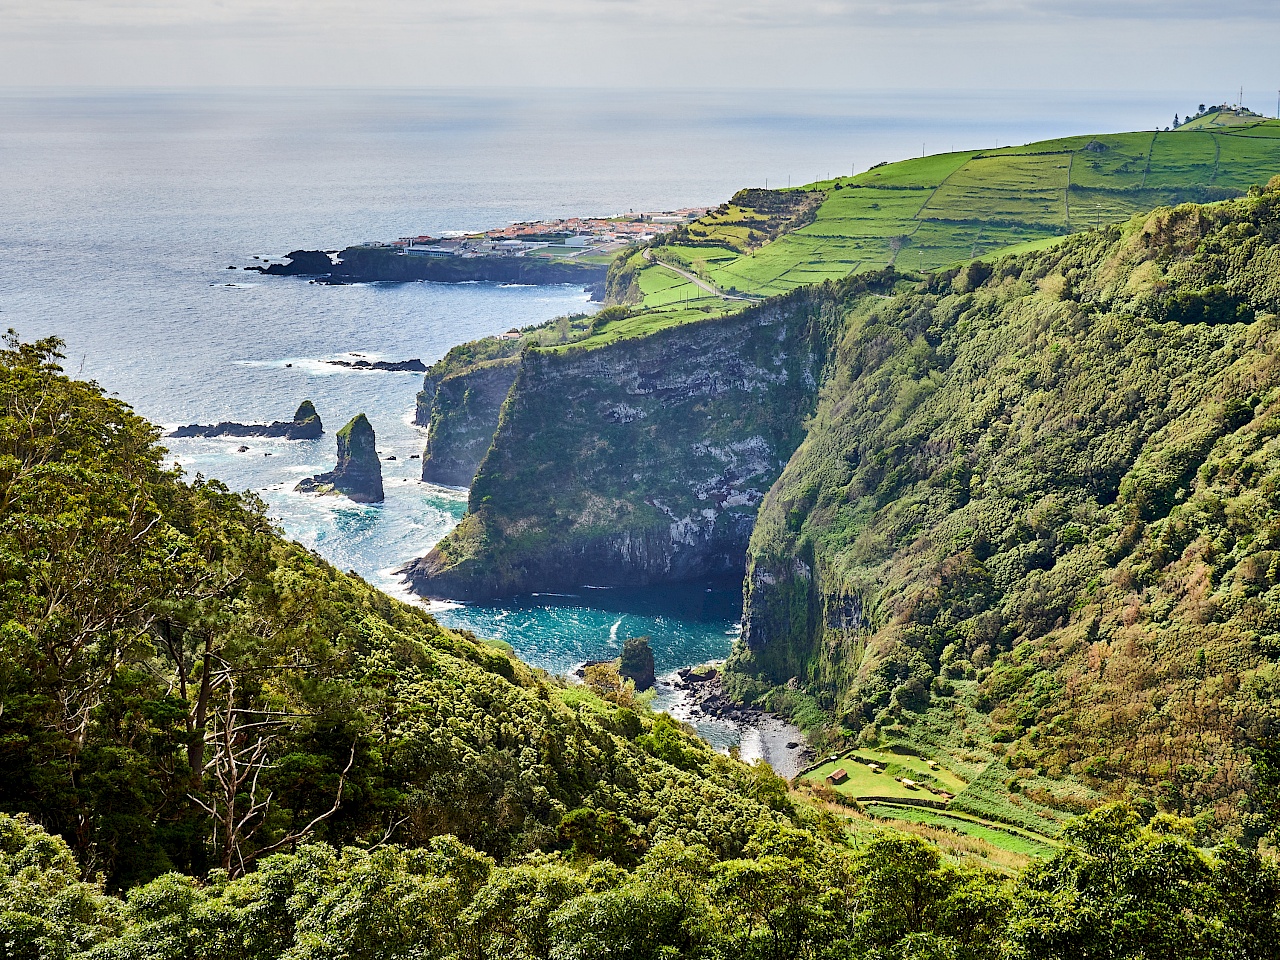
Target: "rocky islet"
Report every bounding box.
[169,399,323,440]
[296,413,385,503]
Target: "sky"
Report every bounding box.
[0,0,1277,102]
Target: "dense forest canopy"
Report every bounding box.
[5,324,1279,958]
[4,801,1279,959]
[0,333,797,890]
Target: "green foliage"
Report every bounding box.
[732,185,1280,835]
[588,305,633,335]
[1010,803,1280,960]
[618,636,655,691]
[635,716,703,773]
[4,796,1279,958]
[0,334,802,888]
[1162,284,1256,325]
[604,250,645,306]
[0,813,122,958]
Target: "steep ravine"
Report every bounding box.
[403,285,854,600]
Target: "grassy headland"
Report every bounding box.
[617,111,1280,316]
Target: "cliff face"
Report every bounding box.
[417,359,521,487]
[297,413,384,503]
[403,287,844,600]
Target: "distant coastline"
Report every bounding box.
[245,207,708,294]
[248,245,610,294]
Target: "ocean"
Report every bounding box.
[0,87,1176,691]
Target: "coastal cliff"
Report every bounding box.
[726,186,1280,823]
[418,358,521,487]
[402,284,852,600]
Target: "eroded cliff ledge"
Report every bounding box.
[401,282,863,600]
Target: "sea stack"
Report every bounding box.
[295,414,384,503]
[169,399,323,440]
[288,400,323,438]
[619,636,656,692]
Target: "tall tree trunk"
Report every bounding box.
[188,634,214,785]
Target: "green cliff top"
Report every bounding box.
[449,118,1280,364]
[337,412,372,440]
[594,117,1280,350]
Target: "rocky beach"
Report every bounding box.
[652,662,812,779]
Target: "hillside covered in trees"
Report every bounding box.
[9,317,1280,957]
[730,178,1280,841]
[11,331,1280,958]
[409,177,1280,853]
[0,333,801,891]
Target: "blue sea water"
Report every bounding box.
[0,88,1177,679]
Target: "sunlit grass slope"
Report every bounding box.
[631,112,1280,305]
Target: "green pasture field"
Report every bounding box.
[628,112,1280,308]
[636,263,720,308]
[801,747,968,798]
[802,758,937,803]
[800,745,1063,855]
[1179,109,1273,131]
[541,301,735,352]
[861,802,1058,858]
[849,747,969,793]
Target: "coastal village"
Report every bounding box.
[366,207,709,261]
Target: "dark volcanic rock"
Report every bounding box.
[259,250,335,276]
[619,636,656,692]
[295,413,384,503]
[256,247,605,287]
[324,358,428,373]
[169,400,323,440]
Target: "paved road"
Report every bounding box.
[642,248,756,302]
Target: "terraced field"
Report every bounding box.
[800,745,1070,855]
[632,111,1280,305]
[860,803,1058,858]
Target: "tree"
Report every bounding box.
[549,884,698,960]
[466,854,587,960]
[0,813,122,957]
[582,662,639,708]
[1008,803,1253,960]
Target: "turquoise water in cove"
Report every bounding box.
[0,88,1178,676]
[431,580,744,676]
